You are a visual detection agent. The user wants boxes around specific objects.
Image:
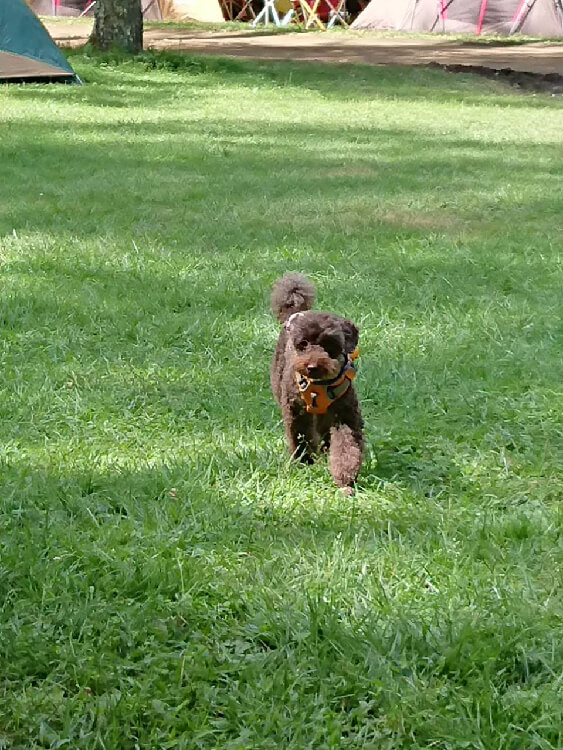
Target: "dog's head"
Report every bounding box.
[287,312,359,382]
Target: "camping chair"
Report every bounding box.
[325,0,347,27]
[251,0,282,26]
[219,0,255,21]
[292,0,326,29]
[219,0,235,19]
[285,0,345,29]
[233,0,257,21]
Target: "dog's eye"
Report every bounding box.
[320,337,340,358]
[296,339,308,351]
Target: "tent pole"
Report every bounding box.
[509,0,537,34]
[80,0,96,16]
[476,0,488,33]
[408,0,419,30]
[509,0,527,33]
[143,0,159,18]
[439,0,447,30]
[430,0,455,31]
[410,0,415,30]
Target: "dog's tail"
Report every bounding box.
[271,273,316,324]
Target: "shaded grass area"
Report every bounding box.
[1,51,563,748]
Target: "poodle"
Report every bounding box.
[270,273,364,492]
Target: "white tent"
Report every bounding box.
[29,0,225,23]
[162,0,224,22]
[351,0,563,36]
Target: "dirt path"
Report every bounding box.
[46,20,563,77]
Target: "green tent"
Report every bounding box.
[0,0,78,82]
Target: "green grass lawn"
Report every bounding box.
[1,50,563,749]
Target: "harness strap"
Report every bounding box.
[295,348,359,415]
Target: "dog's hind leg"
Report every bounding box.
[328,420,363,492]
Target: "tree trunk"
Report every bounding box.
[90,0,143,54]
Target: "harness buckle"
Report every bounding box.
[294,349,359,415]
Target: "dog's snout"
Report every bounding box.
[307,365,317,374]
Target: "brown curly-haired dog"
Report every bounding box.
[271,273,364,493]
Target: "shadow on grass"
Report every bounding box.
[1,110,562,244]
[11,50,563,109]
[87,54,563,105]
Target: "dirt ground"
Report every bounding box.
[47,19,563,78]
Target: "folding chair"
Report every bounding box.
[296,0,326,29]
[278,0,299,26]
[251,0,281,27]
[234,0,257,21]
[280,0,339,29]
[326,0,347,27]
[219,0,235,19]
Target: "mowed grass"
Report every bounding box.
[1,49,563,749]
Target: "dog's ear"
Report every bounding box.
[341,319,359,353]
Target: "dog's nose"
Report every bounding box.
[307,365,317,374]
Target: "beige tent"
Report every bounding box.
[29,0,225,22]
[159,0,224,21]
[351,0,563,36]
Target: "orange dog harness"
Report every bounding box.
[295,347,359,415]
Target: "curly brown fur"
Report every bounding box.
[271,273,316,324]
[270,273,364,492]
